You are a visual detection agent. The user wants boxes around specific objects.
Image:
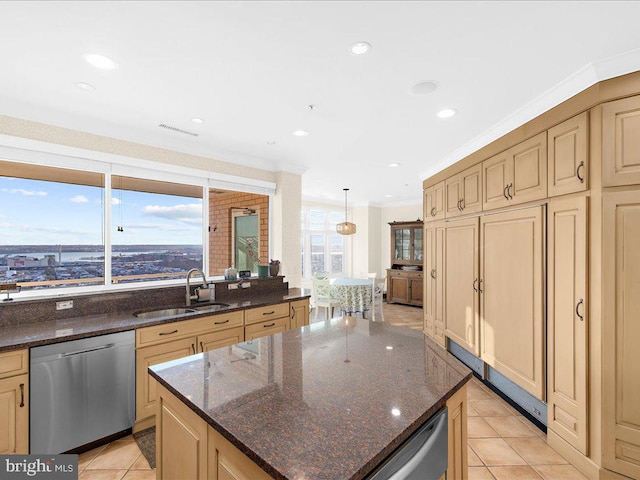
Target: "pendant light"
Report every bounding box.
[336,188,356,235]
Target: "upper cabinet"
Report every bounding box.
[445,164,482,218]
[603,95,640,187]
[548,112,589,197]
[390,221,423,265]
[424,181,445,222]
[483,132,548,210]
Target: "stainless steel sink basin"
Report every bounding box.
[134,308,197,319]
[192,302,230,312]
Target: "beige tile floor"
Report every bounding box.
[78,302,586,480]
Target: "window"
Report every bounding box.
[0,160,205,291]
[301,206,346,280]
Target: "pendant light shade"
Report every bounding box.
[336,188,356,235]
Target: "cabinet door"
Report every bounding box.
[198,326,244,353]
[446,383,468,480]
[483,151,511,210]
[445,174,463,218]
[602,95,640,186]
[412,227,423,263]
[389,275,409,304]
[547,196,588,454]
[603,190,640,478]
[290,299,310,329]
[480,206,545,400]
[510,132,547,205]
[461,164,483,215]
[136,337,196,422]
[409,277,423,306]
[434,227,446,346]
[0,374,28,454]
[394,227,412,262]
[245,317,288,341]
[157,384,208,480]
[425,181,445,221]
[548,112,588,196]
[209,425,272,480]
[444,217,480,356]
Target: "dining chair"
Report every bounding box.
[311,273,341,320]
[369,277,385,321]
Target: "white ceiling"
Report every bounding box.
[1,1,640,207]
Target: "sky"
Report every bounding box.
[0,177,203,246]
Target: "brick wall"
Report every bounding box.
[208,190,269,276]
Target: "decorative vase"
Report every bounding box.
[269,264,280,277]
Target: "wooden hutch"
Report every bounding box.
[386,220,423,306]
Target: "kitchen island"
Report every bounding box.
[149,317,472,480]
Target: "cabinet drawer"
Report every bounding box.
[388,270,423,279]
[244,303,290,326]
[245,317,288,340]
[137,320,194,347]
[188,311,244,336]
[0,350,28,379]
[198,326,244,353]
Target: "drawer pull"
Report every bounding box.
[191,344,196,354]
[263,311,275,316]
[507,183,514,199]
[503,185,509,200]
[473,278,478,292]
[577,161,585,183]
[263,322,276,328]
[214,319,230,325]
[159,330,178,336]
[19,383,24,407]
[200,341,204,352]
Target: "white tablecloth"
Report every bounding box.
[331,278,373,314]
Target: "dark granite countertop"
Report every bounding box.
[150,317,472,480]
[0,288,309,353]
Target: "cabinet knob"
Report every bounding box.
[577,161,585,183]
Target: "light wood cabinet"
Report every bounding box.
[198,327,245,353]
[483,132,547,210]
[136,337,196,422]
[0,374,28,454]
[0,349,28,454]
[480,206,545,400]
[157,383,208,480]
[244,303,290,326]
[445,164,482,218]
[602,95,640,187]
[602,190,640,479]
[425,181,445,221]
[245,317,288,341]
[444,217,480,357]
[446,383,468,480]
[290,298,310,330]
[390,221,423,265]
[209,424,272,480]
[423,225,446,347]
[547,196,588,455]
[548,112,588,196]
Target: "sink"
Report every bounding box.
[191,302,230,312]
[134,308,197,319]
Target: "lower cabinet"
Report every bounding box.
[424,224,446,347]
[245,317,288,341]
[0,349,29,454]
[446,383,468,480]
[0,374,29,454]
[290,298,310,330]
[198,327,244,353]
[387,269,423,306]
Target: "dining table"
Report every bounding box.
[331,277,374,316]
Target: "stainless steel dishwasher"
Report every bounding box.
[30,330,135,454]
[368,407,448,480]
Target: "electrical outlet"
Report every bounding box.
[241,282,251,288]
[56,300,73,310]
[228,283,238,290]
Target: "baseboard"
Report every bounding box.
[547,429,600,480]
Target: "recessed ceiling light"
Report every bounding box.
[410,81,439,95]
[388,163,400,167]
[292,130,310,137]
[267,141,276,145]
[350,41,372,55]
[74,82,96,92]
[384,194,393,198]
[437,108,458,118]
[191,118,204,124]
[82,53,119,70]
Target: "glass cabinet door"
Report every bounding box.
[413,227,423,262]
[394,228,411,261]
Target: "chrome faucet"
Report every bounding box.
[186,268,208,306]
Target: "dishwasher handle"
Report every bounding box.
[62,343,116,357]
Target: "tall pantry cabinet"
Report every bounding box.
[423,71,640,480]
